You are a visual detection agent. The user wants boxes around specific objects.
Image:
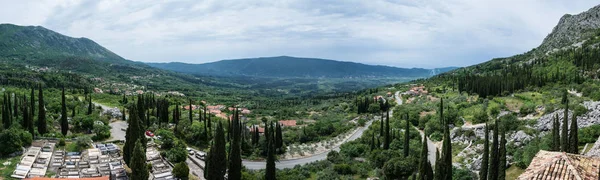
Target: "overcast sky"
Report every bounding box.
[0,0,598,68]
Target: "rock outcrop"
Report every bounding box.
[538,4,600,54]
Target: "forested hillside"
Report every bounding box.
[147,56,457,78]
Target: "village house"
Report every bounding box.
[278,120,297,127]
[405,85,428,96]
[93,88,103,94]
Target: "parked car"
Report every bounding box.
[188,150,195,155]
[145,130,154,137]
[195,151,206,160]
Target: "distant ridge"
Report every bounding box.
[147,56,458,78]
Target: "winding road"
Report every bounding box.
[243,118,376,169]
[395,91,437,167]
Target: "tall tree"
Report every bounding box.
[488,120,499,180]
[370,133,376,151]
[551,114,560,151]
[87,95,93,115]
[384,108,390,150]
[23,96,34,136]
[418,135,432,180]
[433,149,442,180]
[569,113,579,154]
[275,122,283,153]
[123,106,145,165]
[206,121,226,180]
[561,95,569,152]
[60,87,68,136]
[2,93,10,129]
[480,123,489,180]
[37,85,47,134]
[498,126,507,180]
[129,140,149,180]
[228,109,242,180]
[71,106,76,119]
[265,123,277,180]
[189,99,193,123]
[30,87,35,123]
[404,114,410,157]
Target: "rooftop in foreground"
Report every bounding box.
[518,150,600,180]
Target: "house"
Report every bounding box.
[93,88,103,94]
[373,96,384,102]
[135,90,144,95]
[517,150,600,179]
[278,120,297,127]
[250,127,265,134]
[386,92,392,97]
[207,105,225,114]
[183,105,198,110]
[228,107,251,114]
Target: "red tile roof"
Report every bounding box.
[250,127,265,133]
[518,150,600,180]
[278,120,297,127]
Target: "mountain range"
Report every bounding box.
[147,57,457,78]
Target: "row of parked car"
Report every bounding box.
[186,148,206,160]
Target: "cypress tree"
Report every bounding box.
[433,149,442,180]
[87,95,93,115]
[21,95,27,129]
[13,93,18,120]
[498,127,507,180]
[228,109,242,180]
[418,135,432,180]
[37,85,46,135]
[370,133,376,151]
[173,103,180,127]
[2,93,10,129]
[384,109,390,150]
[551,114,560,151]
[404,116,410,157]
[72,106,76,119]
[123,106,145,165]
[569,113,578,154]
[265,123,277,180]
[129,140,149,180]
[561,98,569,152]
[60,87,68,136]
[189,99,193,123]
[441,113,452,179]
[275,122,283,153]
[122,107,126,121]
[480,123,489,180]
[380,111,384,137]
[30,87,35,123]
[23,96,34,136]
[206,121,226,180]
[488,120,499,180]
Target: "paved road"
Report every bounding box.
[187,155,205,179]
[243,118,375,169]
[108,120,127,141]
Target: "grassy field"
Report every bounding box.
[0,156,20,179]
[506,165,525,180]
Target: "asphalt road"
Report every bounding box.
[108,120,127,141]
[243,118,375,170]
[396,91,438,166]
[187,155,205,179]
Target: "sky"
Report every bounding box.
[0,0,598,68]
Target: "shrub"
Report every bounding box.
[333,164,353,175]
[59,138,66,146]
[0,128,31,156]
[172,162,189,180]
